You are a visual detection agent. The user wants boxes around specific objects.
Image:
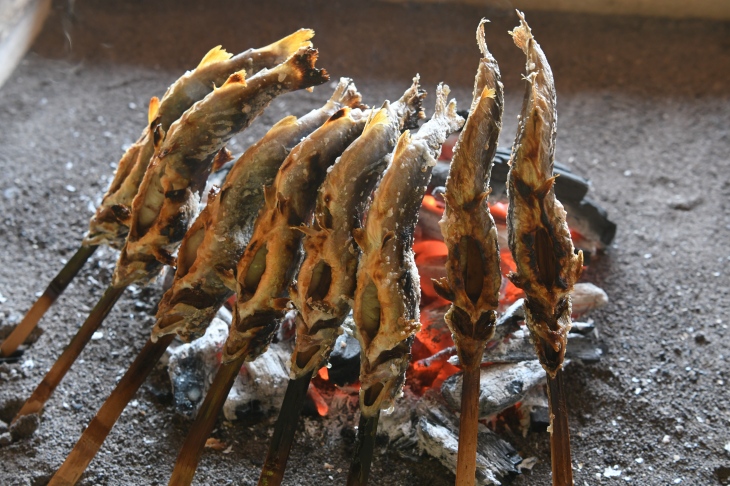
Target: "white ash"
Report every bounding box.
[441,361,546,420]
[166,307,293,420]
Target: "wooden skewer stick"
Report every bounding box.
[12,284,126,421]
[455,365,481,486]
[258,371,314,486]
[0,244,98,358]
[346,411,381,486]
[48,334,175,486]
[168,354,245,486]
[547,366,572,485]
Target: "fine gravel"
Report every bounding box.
[1,1,729,485]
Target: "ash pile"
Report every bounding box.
[166,146,614,485]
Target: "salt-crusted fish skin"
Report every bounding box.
[506,12,583,377]
[289,76,426,380]
[353,85,464,418]
[222,106,370,364]
[151,78,364,343]
[112,47,329,288]
[84,30,314,249]
[433,19,504,369]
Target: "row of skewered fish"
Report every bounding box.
[2,12,581,486]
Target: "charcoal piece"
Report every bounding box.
[569,321,595,335]
[530,405,550,429]
[441,360,545,419]
[169,354,207,417]
[415,393,522,485]
[328,332,360,386]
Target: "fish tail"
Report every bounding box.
[264,28,315,58]
[431,83,463,134]
[509,10,533,54]
[328,77,365,109]
[280,47,329,90]
[393,74,427,131]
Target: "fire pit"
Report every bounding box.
[2,2,728,486]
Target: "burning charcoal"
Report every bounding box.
[415,394,522,485]
[328,331,361,387]
[441,360,545,419]
[166,317,293,420]
[569,320,595,335]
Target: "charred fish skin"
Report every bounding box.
[151,78,365,343]
[222,106,370,364]
[84,31,313,249]
[289,77,427,380]
[507,13,583,377]
[112,47,330,288]
[353,85,464,418]
[433,20,504,369]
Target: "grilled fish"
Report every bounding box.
[113,47,329,287]
[506,13,583,377]
[433,20,504,369]
[222,106,370,363]
[353,85,464,418]
[289,77,426,380]
[84,30,314,249]
[151,78,364,343]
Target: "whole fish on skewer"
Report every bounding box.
[114,46,330,287]
[431,19,504,486]
[348,84,463,486]
[506,12,583,486]
[152,77,365,343]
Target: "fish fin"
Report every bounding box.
[432,278,455,302]
[363,107,389,131]
[352,228,367,249]
[265,29,314,57]
[212,147,233,173]
[263,184,277,208]
[271,115,298,130]
[272,297,291,311]
[220,69,247,89]
[481,86,496,101]
[196,45,232,69]
[147,97,160,125]
[393,130,412,160]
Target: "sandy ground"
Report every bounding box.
[1,1,729,485]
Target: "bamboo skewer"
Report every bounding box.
[48,334,175,486]
[346,411,381,486]
[48,78,364,484]
[348,85,464,485]
[506,12,583,486]
[1,32,312,359]
[258,371,315,486]
[430,20,504,486]
[168,101,368,486]
[0,244,98,358]
[259,78,426,486]
[169,354,245,485]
